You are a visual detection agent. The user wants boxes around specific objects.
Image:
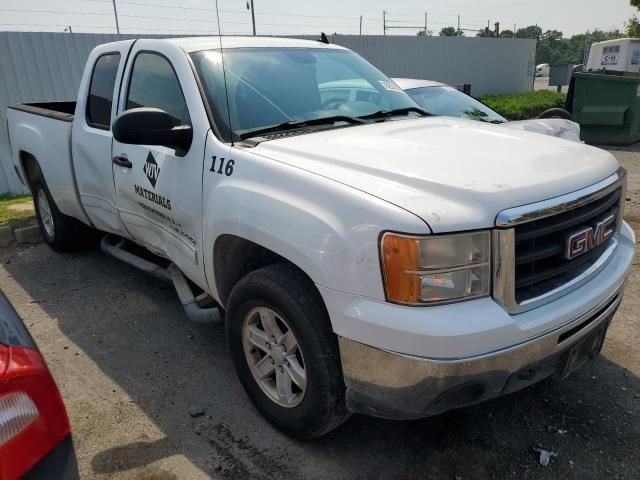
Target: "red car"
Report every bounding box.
[0,292,78,479]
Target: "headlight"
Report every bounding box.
[381,231,491,305]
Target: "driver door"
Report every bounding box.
[111,42,207,284]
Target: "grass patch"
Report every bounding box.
[481,90,567,121]
[0,194,35,228]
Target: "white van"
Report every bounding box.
[535,63,550,77]
[586,38,640,73]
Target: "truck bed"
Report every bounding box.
[6,102,89,224]
[8,101,76,122]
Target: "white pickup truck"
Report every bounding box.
[6,36,636,439]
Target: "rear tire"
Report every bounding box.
[226,263,350,439]
[33,180,86,252]
[538,107,573,120]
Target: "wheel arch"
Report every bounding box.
[213,234,324,310]
[18,150,42,191]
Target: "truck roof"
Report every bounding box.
[167,36,348,53]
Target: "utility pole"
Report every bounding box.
[495,22,500,37]
[359,15,362,36]
[457,14,460,32]
[383,10,386,35]
[249,0,256,36]
[111,0,120,34]
[424,12,428,35]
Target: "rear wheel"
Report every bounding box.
[226,263,350,439]
[33,180,86,252]
[538,107,573,120]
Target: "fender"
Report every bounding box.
[201,136,429,305]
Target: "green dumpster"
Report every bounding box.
[571,71,640,145]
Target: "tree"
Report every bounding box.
[628,17,640,37]
[439,26,464,37]
[542,29,563,43]
[628,0,640,37]
[499,29,514,38]
[533,28,624,65]
[516,25,543,40]
[416,30,433,37]
[476,28,495,37]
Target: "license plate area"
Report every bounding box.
[558,316,611,380]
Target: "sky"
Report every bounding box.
[0,0,637,37]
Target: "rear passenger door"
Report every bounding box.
[72,42,133,235]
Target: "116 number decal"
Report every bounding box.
[210,156,235,176]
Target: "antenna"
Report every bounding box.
[112,0,120,34]
[215,0,234,145]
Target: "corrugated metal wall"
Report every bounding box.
[303,35,537,97]
[0,32,155,194]
[0,31,536,195]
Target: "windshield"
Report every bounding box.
[190,48,419,142]
[405,86,506,123]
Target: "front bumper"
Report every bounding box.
[325,221,635,420]
[339,289,622,420]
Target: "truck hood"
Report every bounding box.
[251,117,619,232]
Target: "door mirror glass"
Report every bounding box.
[112,108,192,155]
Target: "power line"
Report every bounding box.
[79,0,537,30]
[118,14,223,24]
[0,22,114,28]
[5,5,369,24]
[118,0,370,22]
[0,9,112,15]
[0,8,365,30]
[1,2,533,36]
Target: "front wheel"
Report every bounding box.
[226,263,350,439]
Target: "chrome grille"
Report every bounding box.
[513,187,621,302]
[493,168,626,314]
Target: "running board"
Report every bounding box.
[100,234,221,324]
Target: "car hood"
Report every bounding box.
[500,118,581,142]
[251,116,618,232]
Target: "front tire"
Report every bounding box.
[226,263,350,439]
[33,180,85,252]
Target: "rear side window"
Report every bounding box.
[126,53,191,126]
[86,53,121,129]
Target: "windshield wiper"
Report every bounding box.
[358,107,430,121]
[239,115,366,140]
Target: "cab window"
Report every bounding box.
[86,53,120,129]
[126,53,191,126]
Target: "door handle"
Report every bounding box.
[112,156,132,168]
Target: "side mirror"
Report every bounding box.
[112,107,192,156]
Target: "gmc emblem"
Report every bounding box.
[565,214,616,260]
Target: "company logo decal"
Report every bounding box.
[134,185,172,210]
[143,152,160,188]
[565,214,616,260]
